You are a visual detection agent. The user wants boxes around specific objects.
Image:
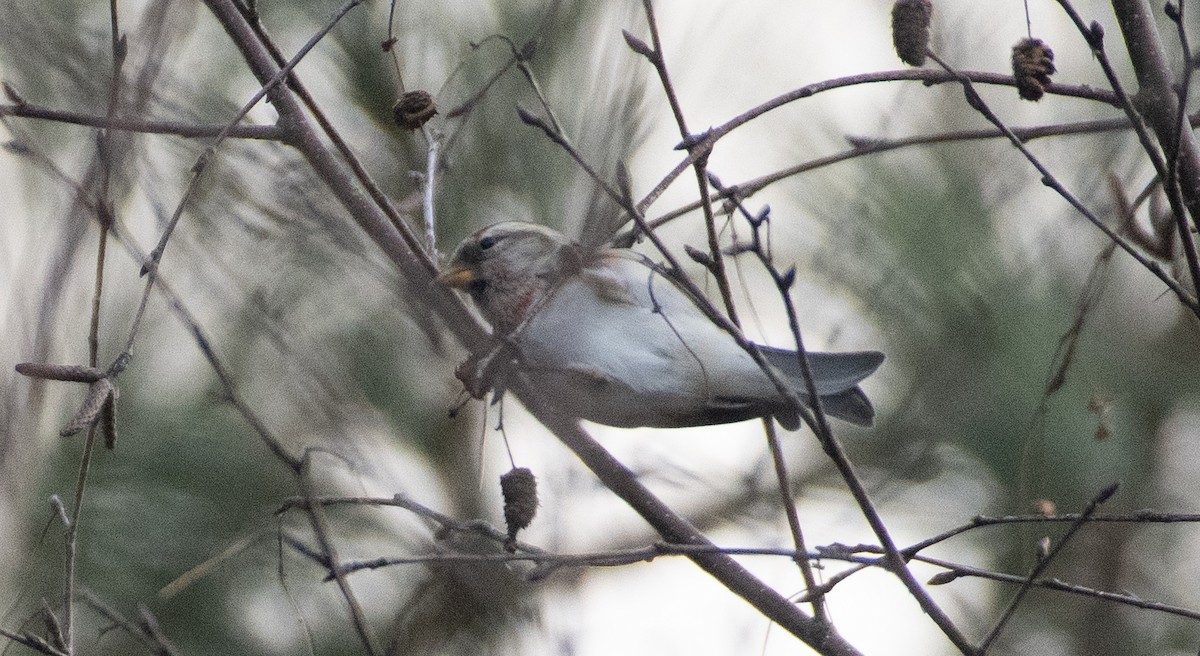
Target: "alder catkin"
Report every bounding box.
[15,362,105,382]
[393,90,437,130]
[1012,38,1056,101]
[500,467,538,551]
[60,378,114,437]
[892,0,933,66]
[101,393,118,449]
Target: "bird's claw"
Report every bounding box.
[455,341,518,400]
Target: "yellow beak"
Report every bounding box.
[438,263,477,290]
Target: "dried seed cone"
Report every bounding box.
[1012,38,1056,101]
[393,90,437,130]
[500,467,538,549]
[892,0,933,66]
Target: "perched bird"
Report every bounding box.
[440,222,884,430]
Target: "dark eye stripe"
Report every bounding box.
[478,235,498,250]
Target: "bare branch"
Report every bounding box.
[980,483,1120,651]
[0,102,284,140]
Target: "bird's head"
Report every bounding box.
[440,222,583,332]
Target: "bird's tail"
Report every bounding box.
[760,347,885,427]
[818,387,876,426]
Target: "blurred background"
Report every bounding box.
[2,0,1199,654]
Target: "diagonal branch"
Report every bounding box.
[926,50,1200,316]
[979,483,1120,651]
[515,383,861,655]
[199,1,861,653]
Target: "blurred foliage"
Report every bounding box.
[2,0,646,655]
[810,137,1200,653]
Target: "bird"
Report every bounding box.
[439,221,884,430]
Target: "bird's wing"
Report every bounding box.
[759,347,885,396]
[551,251,781,400]
[517,248,881,428]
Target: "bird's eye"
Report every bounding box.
[478,235,499,250]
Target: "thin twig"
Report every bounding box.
[1017,242,1115,509]
[77,589,181,656]
[0,103,283,140]
[979,483,1119,651]
[0,626,68,656]
[284,496,1200,625]
[442,37,522,119]
[135,606,181,656]
[803,501,1200,601]
[781,247,972,654]
[158,532,266,600]
[421,125,439,257]
[811,541,1200,622]
[916,553,1200,621]
[1162,0,1200,294]
[105,227,300,469]
[631,2,739,323]
[384,0,404,91]
[926,50,1200,315]
[760,418,829,622]
[60,3,126,646]
[629,5,824,621]
[298,457,381,656]
[1057,0,1200,311]
[709,176,962,642]
[626,68,1119,223]
[142,0,364,278]
[466,32,567,137]
[61,428,97,656]
[702,180,825,615]
[626,115,1158,241]
[239,4,437,276]
[200,2,865,651]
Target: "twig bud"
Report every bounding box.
[516,106,541,127]
[621,29,655,59]
[1012,38,1056,101]
[500,467,538,551]
[3,81,26,106]
[393,90,437,130]
[684,244,714,269]
[751,205,771,227]
[1095,481,1120,504]
[891,0,933,66]
[114,34,128,64]
[39,600,66,651]
[778,265,797,290]
[518,39,538,61]
[927,571,959,585]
